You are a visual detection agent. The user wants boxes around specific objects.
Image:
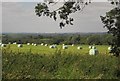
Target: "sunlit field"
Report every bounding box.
[1,44,110,55]
[2,44,119,79]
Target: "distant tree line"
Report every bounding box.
[2,33,115,45]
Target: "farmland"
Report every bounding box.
[2,44,110,55]
[1,33,120,79]
[1,44,120,79]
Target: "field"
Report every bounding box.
[2,44,110,55]
[1,44,120,79]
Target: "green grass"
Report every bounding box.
[1,44,110,55]
[1,44,120,79]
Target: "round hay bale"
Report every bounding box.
[32,43,34,45]
[89,46,92,49]
[17,44,23,47]
[72,44,74,46]
[49,45,53,48]
[1,44,6,47]
[41,43,44,46]
[13,42,17,44]
[49,45,56,48]
[89,49,99,55]
[34,44,37,46]
[27,43,30,45]
[92,46,96,49]
[63,45,68,49]
[45,44,48,46]
[108,46,112,51]
[77,46,82,49]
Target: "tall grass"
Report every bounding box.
[2,48,119,79]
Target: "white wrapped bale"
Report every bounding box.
[77,46,82,49]
[34,44,37,46]
[49,45,56,48]
[89,46,92,49]
[1,44,6,47]
[108,46,112,51]
[41,43,44,46]
[13,42,17,44]
[92,46,96,49]
[45,44,48,46]
[89,48,99,55]
[63,45,68,49]
[49,45,53,48]
[32,43,34,45]
[27,43,30,45]
[72,44,74,46]
[17,44,23,47]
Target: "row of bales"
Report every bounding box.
[49,44,73,49]
[49,44,82,50]
[0,43,23,48]
[1,42,80,49]
[29,43,113,55]
[0,42,48,48]
[0,42,113,55]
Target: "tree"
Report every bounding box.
[100,1,120,56]
[68,35,81,44]
[86,35,102,45]
[35,0,91,28]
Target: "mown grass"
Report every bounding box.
[1,44,110,55]
[2,45,119,79]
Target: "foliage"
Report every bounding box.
[100,7,120,56]
[2,33,114,45]
[35,0,91,28]
[86,35,102,45]
[2,48,119,79]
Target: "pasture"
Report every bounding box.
[2,44,119,79]
[1,44,110,55]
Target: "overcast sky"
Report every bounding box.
[2,2,115,33]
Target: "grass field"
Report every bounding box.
[1,44,110,55]
[1,44,120,79]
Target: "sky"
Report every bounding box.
[2,0,109,2]
[2,2,116,33]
